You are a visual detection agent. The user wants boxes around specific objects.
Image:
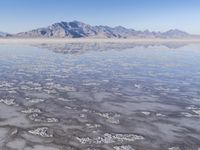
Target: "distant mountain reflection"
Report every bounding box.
[32,42,188,54]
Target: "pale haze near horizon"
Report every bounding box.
[0,0,200,34]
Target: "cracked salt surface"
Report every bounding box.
[76,133,144,144]
[0,99,15,105]
[28,127,53,137]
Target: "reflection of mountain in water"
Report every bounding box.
[33,42,188,55]
[162,43,189,49]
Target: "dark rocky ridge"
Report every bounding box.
[3,21,198,38]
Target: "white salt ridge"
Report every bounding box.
[186,105,199,110]
[76,137,91,144]
[10,128,18,135]
[8,90,17,94]
[0,82,13,88]
[76,133,144,144]
[168,147,181,150]
[45,83,76,92]
[86,123,101,129]
[21,108,41,114]
[114,145,135,150]
[65,106,73,109]
[156,113,166,117]
[141,111,150,116]
[58,85,76,92]
[80,114,86,118]
[181,112,194,117]
[29,99,45,103]
[45,78,53,81]
[185,105,200,116]
[20,85,31,90]
[96,112,120,124]
[134,84,141,89]
[192,98,200,102]
[26,81,41,87]
[0,99,15,105]
[58,98,73,102]
[29,113,58,123]
[46,117,59,123]
[34,87,42,91]
[28,127,52,137]
[82,109,90,112]
[29,113,40,122]
[192,110,200,116]
[83,82,100,86]
[43,89,57,94]
[86,148,101,150]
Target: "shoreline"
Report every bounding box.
[0,38,200,44]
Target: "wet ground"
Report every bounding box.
[0,42,200,150]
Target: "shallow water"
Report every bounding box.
[0,43,200,150]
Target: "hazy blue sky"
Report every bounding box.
[0,0,200,34]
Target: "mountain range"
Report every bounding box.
[1,21,198,38]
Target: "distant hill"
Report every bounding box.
[0,31,9,37]
[8,21,197,38]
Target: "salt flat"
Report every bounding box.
[0,38,200,44]
[0,42,200,150]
